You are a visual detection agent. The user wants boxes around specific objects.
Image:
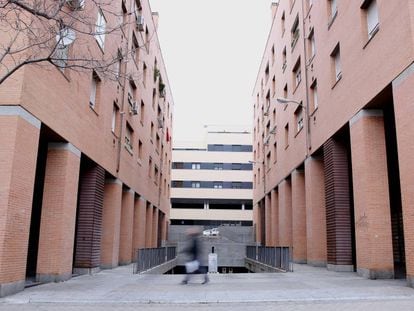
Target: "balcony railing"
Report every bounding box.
[246,246,292,272]
[134,246,177,274]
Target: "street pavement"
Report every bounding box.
[1,264,414,310]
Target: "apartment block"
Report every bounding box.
[0,0,172,297]
[171,128,253,227]
[253,0,414,287]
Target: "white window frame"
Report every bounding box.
[95,10,106,49]
[367,0,379,38]
[191,182,200,188]
[111,105,117,132]
[334,50,341,81]
[191,163,201,170]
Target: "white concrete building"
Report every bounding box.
[170,127,253,226]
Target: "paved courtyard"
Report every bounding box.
[1,264,413,310]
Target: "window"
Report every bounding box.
[172,181,183,188]
[191,163,201,170]
[284,123,289,148]
[95,10,106,49]
[213,163,223,170]
[140,101,145,123]
[132,36,139,66]
[128,81,137,107]
[271,45,275,65]
[156,134,160,151]
[293,57,301,89]
[310,80,318,111]
[191,182,201,188]
[125,123,133,151]
[138,140,143,159]
[266,152,271,168]
[232,182,242,189]
[291,15,299,50]
[214,182,223,189]
[283,83,288,100]
[143,63,147,86]
[281,11,286,35]
[363,0,379,39]
[282,47,287,71]
[232,163,242,170]
[273,142,277,162]
[331,44,342,82]
[173,162,184,169]
[308,29,316,58]
[265,63,270,82]
[328,0,338,25]
[111,103,119,133]
[295,106,304,133]
[148,157,152,177]
[154,165,159,184]
[89,71,100,109]
[150,122,154,141]
[272,76,276,96]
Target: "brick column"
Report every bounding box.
[292,170,307,263]
[393,63,414,287]
[145,203,153,247]
[152,207,159,247]
[278,179,292,247]
[100,179,122,269]
[0,106,40,297]
[132,196,146,260]
[265,193,272,246]
[350,110,394,279]
[305,156,327,267]
[36,143,81,283]
[119,188,135,265]
[270,189,279,246]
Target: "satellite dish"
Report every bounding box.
[56,28,76,46]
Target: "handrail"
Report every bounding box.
[134,246,176,274]
[246,246,292,272]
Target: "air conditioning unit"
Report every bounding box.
[130,101,138,115]
[66,0,85,10]
[136,15,144,31]
[157,117,164,129]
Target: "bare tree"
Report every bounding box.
[0,0,149,85]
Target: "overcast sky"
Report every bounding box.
[149,0,273,143]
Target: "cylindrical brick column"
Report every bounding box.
[132,196,147,259]
[152,207,159,247]
[292,169,307,263]
[145,203,153,247]
[119,188,135,265]
[305,156,327,267]
[270,189,279,246]
[0,107,40,297]
[393,64,414,288]
[36,143,81,283]
[350,109,394,279]
[265,193,272,246]
[278,179,292,247]
[100,179,122,269]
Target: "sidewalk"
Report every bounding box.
[0,264,413,310]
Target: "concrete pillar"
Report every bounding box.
[292,170,307,263]
[0,106,40,297]
[270,189,279,246]
[265,193,272,246]
[152,207,159,247]
[145,203,153,247]
[305,156,327,267]
[119,188,135,265]
[132,196,146,260]
[100,179,122,269]
[393,63,414,287]
[350,110,394,279]
[278,179,292,247]
[36,143,81,283]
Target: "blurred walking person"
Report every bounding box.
[181,227,209,284]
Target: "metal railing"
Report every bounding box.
[134,246,176,274]
[246,246,292,272]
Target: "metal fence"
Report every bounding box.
[246,246,292,272]
[134,246,176,274]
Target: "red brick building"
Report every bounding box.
[253,0,414,287]
[0,0,172,296]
